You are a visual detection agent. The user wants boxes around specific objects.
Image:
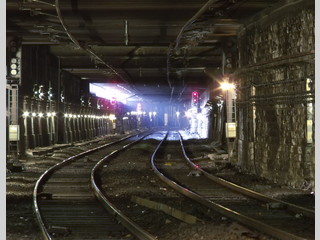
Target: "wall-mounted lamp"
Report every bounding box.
[220,82,235,91]
[109,114,116,121]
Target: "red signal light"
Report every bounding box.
[192,91,198,103]
[111,97,116,105]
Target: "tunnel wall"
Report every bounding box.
[234,1,314,189]
[19,98,112,151]
[15,45,132,156]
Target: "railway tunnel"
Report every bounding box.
[6,0,315,239]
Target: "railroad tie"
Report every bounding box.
[37,192,52,200]
[48,225,71,236]
[266,202,287,210]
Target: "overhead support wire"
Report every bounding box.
[124,20,129,46]
[167,0,219,102]
[174,0,219,50]
[31,10,58,18]
[30,0,56,7]
[166,43,174,89]
[169,86,175,103]
[178,85,187,102]
[55,0,130,85]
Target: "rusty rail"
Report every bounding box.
[33,134,135,240]
[151,131,309,240]
[91,132,157,240]
[177,132,315,219]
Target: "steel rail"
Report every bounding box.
[177,132,315,219]
[33,134,136,240]
[150,131,308,240]
[91,133,158,240]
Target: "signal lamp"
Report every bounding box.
[192,91,199,103]
[110,97,116,105]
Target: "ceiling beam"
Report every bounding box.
[58,55,221,60]
[7,0,279,11]
[7,0,209,11]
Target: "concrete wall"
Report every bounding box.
[234,0,314,189]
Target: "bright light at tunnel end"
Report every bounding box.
[89,83,139,104]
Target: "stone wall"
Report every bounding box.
[234,1,314,189]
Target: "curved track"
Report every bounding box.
[151,131,314,240]
[33,133,156,240]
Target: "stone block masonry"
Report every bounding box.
[234,1,314,190]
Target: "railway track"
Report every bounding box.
[33,132,156,240]
[33,130,314,240]
[151,131,315,240]
[95,131,235,240]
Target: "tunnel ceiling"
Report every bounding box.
[7,0,281,103]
